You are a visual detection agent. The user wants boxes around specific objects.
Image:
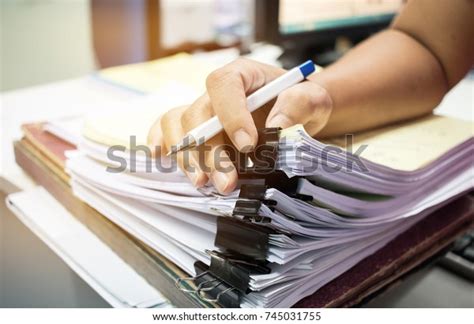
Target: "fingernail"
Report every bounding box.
[267,114,293,129]
[233,128,254,152]
[211,171,230,194]
[186,159,207,187]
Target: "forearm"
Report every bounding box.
[312,29,449,138]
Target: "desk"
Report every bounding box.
[1,70,473,307]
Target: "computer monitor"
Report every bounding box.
[256,0,404,68]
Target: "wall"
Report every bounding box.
[0,0,96,91]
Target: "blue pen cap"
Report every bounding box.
[298,60,316,78]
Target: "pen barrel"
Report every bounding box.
[246,67,305,112]
[189,116,222,145]
[188,66,306,145]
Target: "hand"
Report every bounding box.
[148,58,333,194]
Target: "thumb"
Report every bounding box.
[266,81,332,136]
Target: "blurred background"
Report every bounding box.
[0,0,403,91]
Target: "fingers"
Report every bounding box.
[180,94,213,130]
[199,135,238,195]
[160,101,238,194]
[266,81,333,136]
[181,95,238,194]
[206,58,285,152]
[160,106,208,187]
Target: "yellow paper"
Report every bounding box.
[83,109,163,148]
[324,115,474,171]
[98,53,216,94]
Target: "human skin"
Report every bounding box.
[148,0,474,194]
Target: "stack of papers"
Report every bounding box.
[57,106,473,307]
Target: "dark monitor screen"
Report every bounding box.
[279,0,403,35]
[255,0,404,67]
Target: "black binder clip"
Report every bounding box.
[232,184,275,224]
[236,127,281,175]
[216,184,277,261]
[215,216,275,261]
[233,183,277,219]
[175,249,271,308]
[207,250,270,293]
[175,261,241,308]
[234,127,313,201]
[265,171,313,201]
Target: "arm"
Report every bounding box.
[149,0,474,194]
[315,0,474,137]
